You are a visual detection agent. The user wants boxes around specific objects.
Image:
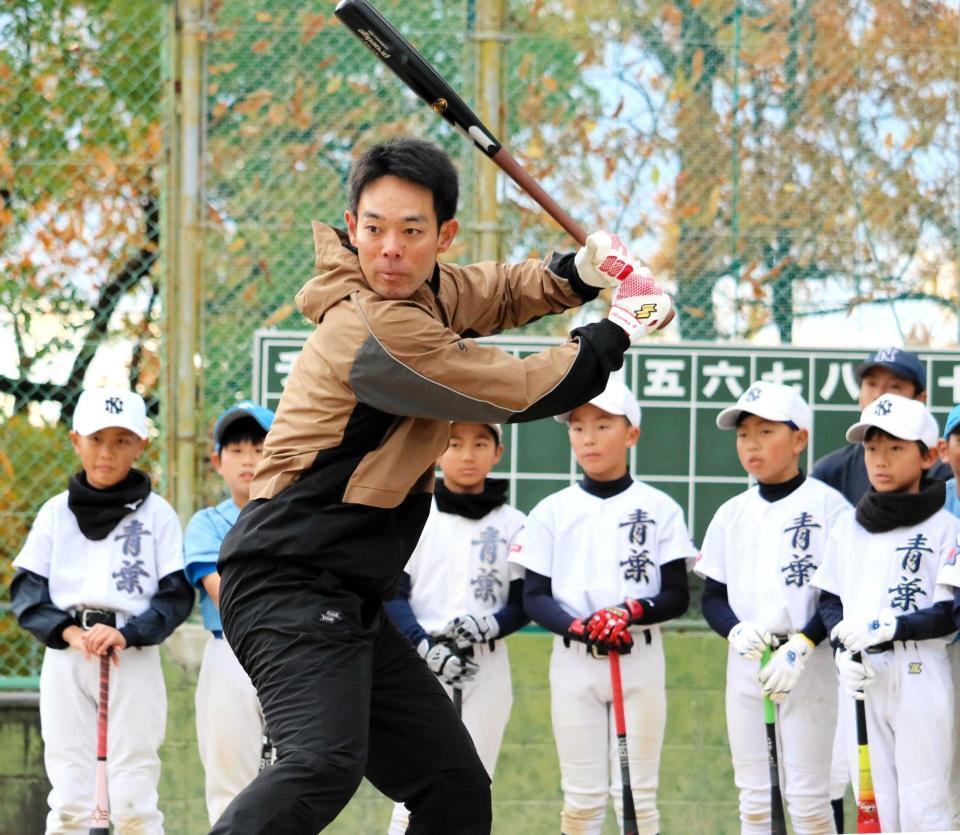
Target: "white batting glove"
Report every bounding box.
[757,633,813,703]
[607,272,674,342]
[835,649,875,700]
[441,614,500,650]
[575,231,642,288]
[417,638,478,686]
[727,621,773,660]
[832,609,899,653]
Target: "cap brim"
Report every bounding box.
[716,405,795,430]
[214,409,271,443]
[73,416,148,440]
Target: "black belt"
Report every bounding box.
[563,628,652,654]
[76,608,116,630]
[865,641,895,654]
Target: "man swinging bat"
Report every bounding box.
[211,137,672,834]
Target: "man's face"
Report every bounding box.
[858,366,922,409]
[344,175,458,300]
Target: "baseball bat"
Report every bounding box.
[852,652,881,833]
[89,653,110,834]
[608,650,639,835]
[333,0,587,245]
[761,646,787,835]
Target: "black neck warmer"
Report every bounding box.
[434,478,508,520]
[758,470,805,503]
[67,469,152,541]
[855,477,946,533]
[580,472,634,499]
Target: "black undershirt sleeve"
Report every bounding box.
[493,578,529,639]
[546,251,601,304]
[892,601,954,642]
[818,591,844,646]
[700,577,740,638]
[633,559,689,625]
[523,570,576,636]
[10,569,74,650]
[119,570,195,647]
[799,608,828,646]
[384,571,430,646]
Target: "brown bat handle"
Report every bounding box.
[490,147,587,246]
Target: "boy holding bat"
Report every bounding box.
[211,137,674,833]
[813,393,959,832]
[10,387,194,833]
[697,381,848,835]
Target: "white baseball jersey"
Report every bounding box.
[14,491,184,619]
[511,481,694,619]
[936,533,960,594]
[406,499,526,635]
[697,478,850,633]
[813,507,960,628]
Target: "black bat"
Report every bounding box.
[334,0,587,245]
[761,647,787,835]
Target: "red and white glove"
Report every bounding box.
[575,231,642,288]
[607,271,674,342]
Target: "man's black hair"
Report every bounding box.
[349,138,459,226]
[863,426,930,458]
[218,416,267,450]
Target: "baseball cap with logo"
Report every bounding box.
[555,379,641,428]
[213,401,275,452]
[715,381,812,431]
[856,346,926,392]
[846,393,939,448]
[72,387,149,439]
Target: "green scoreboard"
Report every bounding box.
[253,330,960,543]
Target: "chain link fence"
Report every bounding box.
[2,0,959,683]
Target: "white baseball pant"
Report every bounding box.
[948,638,960,829]
[195,634,265,825]
[549,629,665,835]
[842,641,954,833]
[387,642,512,834]
[725,643,837,835]
[40,645,165,834]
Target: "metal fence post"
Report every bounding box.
[167,0,204,524]
[473,0,507,262]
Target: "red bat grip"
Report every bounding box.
[97,654,110,758]
[609,650,627,736]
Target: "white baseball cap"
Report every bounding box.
[716,381,812,431]
[72,387,149,439]
[846,394,939,448]
[555,379,641,428]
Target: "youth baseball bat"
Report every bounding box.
[608,650,639,835]
[89,654,110,834]
[333,0,587,245]
[852,653,881,833]
[761,647,787,835]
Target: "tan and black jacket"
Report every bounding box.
[219,222,629,598]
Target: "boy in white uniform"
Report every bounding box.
[511,379,693,835]
[697,381,848,835]
[184,401,275,825]
[384,421,527,834]
[10,387,194,834]
[813,393,959,833]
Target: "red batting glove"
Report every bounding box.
[586,606,632,645]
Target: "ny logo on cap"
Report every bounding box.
[874,347,900,363]
[874,399,893,416]
[104,397,124,415]
[744,386,762,402]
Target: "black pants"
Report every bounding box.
[210,558,491,834]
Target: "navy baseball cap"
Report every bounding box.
[944,404,960,439]
[213,401,274,452]
[855,347,925,392]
